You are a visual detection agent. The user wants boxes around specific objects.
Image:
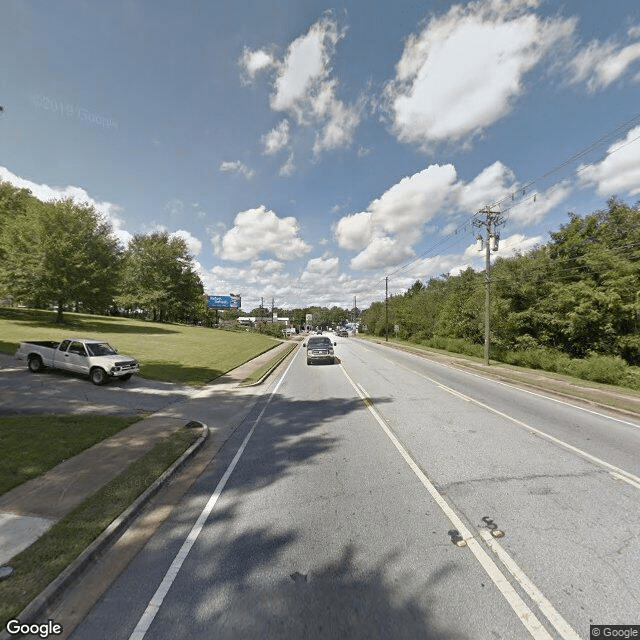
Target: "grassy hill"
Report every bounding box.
[0,307,281,385]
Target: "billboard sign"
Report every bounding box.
[207,294,241,310]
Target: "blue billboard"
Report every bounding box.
[207,294,241,310]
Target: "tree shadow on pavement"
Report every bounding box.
[149,393,471,638]
[157,535,470,640]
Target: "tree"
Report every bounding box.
[0,197,121,322]
[117,231,204,322]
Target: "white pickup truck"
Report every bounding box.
[15,337,139,385]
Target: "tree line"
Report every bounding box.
[0,181,205,323]
[360,198,640,382]
[0,181,356,330]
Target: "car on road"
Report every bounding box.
[336,329,348,337]
[303,335,337,365]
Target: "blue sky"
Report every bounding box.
[2,0,640,312]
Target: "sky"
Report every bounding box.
[2,0,640,312]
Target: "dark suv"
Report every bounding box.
[303,335,336,365]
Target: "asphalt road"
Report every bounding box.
[0,353,196,415]
[68,336,640,639]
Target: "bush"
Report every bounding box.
[563,354,628,385]
[255,322,287,339]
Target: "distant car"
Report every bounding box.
[337,330,348,337]
[303,335,337,365]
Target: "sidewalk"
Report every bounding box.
[0,340,296,566]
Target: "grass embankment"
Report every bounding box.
[0,307,281,385]
[0,422,201,628]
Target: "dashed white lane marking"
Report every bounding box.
[340,364,556,640]
[128,351,299,640]
[478,530,581,640]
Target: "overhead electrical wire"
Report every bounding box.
[383,110,640,289]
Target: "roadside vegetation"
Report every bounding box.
[361,199,640,390]
[0,424,201,629]
[0,415,140,495]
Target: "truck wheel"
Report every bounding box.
[28,356,43,373]
[90,367,108,385]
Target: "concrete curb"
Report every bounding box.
[241,342,298,387]
[0,423,209,640]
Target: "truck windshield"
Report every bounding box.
[86,342,117,356]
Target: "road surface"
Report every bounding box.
[69,336,640,639]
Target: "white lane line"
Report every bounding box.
[366,340,640,430]
[478,530,581,640]
[128,351,298,640]
[609,471,640,490]
[366,351,640,490]
[455,366,640,430]
[340,365,555,640]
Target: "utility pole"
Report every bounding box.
[271,298,275,323]
[473,206,505,366]
[385,276,389,342]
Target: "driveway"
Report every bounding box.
[0,353,197,416]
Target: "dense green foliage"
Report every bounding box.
[117,231,204,322]
[0,181,205,322]
[361,199,640,383]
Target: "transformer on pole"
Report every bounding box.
[473,206,505,366]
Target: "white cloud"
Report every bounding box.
[578,125,640,196]
[313,91,361,154]
[0,166,132,246]
[271,14,341,118]
[213,205,311,261]
[279,153,296,177]
[171,229,202,257]
[262,119,290,155]
[350,236,414,271]
[506,180,572,226]
[385,0,575,146]
[244,13,361,155]
[369,164,457,236]
[454,161,517,212]
[569,32,640,92]
[334,211,372,251]
[304,255,339,276]
[335,164,458,270]
[239,48,275,83]
[219,160,256,179]
[251,258,284,273]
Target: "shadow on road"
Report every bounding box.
[141,392,470,639]
[158,535,468,639]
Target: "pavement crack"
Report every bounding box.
[441,469,600,493]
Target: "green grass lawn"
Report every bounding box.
[0,415,141,495]
[0,307,281,385]
[0,425,201,629]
